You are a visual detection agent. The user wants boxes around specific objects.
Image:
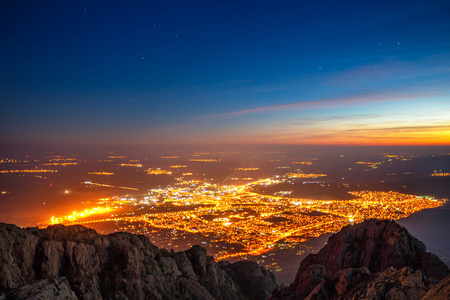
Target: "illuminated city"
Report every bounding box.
[46,178,445,261]
[2,148,447,281]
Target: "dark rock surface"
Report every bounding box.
[422,274,450,300]
[8,277,78,300]
[2,219,450,300]
[271,219,450,299]
[0,223,276,300]
[220,260,277,300]
[318,266,431,300]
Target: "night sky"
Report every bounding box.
[1,0,449,146]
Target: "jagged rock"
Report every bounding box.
[294,265,434,300]
[345,267,430,300]
[0,223,276,300]
[3,219,450,300]
[334,267,371,296]
[293,264,326,297]
[185,245,241,299]
[9,277,77,300]
[220,260,277,300]
[422,274,450,300]
[292,267,373,300]
[288,219,449,298]
[0,223,39,290]
[172,251,197,279]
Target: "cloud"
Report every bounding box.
[198,91,439,120]
[244,112,450,145]
[344,124,450,133]
[326,53,450,88]
[283,114,378,127]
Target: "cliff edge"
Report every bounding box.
[272,219,450,299]
[0,223,276,300]
[1,219,449,300]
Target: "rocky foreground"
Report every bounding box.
[272,219,450,299]
[0,223,275,299]
[0,219,449,300]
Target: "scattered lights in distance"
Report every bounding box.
[146,168,173,175]
[193,153,210,156]
[118,163,142,167]
[292,161,313,165]
[286,173,327,178]
[88,172,114,175]
[40,162,78,166]
[0,169,55,173]
[189,159,220,162]
[83,181,138,190]
[49,158,77,162]
[0,159,19,163]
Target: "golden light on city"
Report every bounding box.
[50,206,114,225]
[45,174,447,260]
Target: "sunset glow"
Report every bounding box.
[0,2,449,147]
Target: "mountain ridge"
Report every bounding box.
[271,219,450,299]
[0,223,275,299]
[1,219,450,299]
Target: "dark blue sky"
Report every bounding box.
[1,0,449,146]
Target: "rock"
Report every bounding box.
[422,274,450,300]
[0,223,38,290]
[288,219,449,298]
[293,264,326,297]
[297,266,432,300]
[3,219,449,300]
[346,267,430,300]
[0,222,276,300]
[334,267,371,296]
[9,277,78,300]
[185,245,240,299]
[221,260,277,300]
[172,251,196,279]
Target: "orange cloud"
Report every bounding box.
[253,124,450,146]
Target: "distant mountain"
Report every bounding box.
[0,223,276,300]
[397,204,450,266]
[271,219,450,300]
